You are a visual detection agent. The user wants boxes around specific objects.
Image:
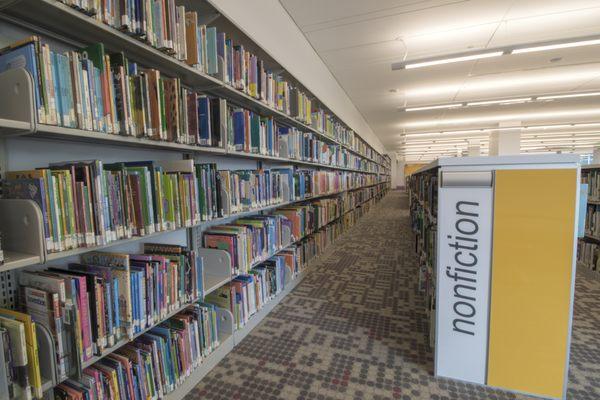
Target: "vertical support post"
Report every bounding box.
[489,122,521,156]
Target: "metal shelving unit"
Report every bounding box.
[0,1,391,398]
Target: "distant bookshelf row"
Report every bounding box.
[407,171,438,348]
[0,1,390,170]
[579,166,600,279]
[0,182,387,399]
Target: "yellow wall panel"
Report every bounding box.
[487,169,576,398]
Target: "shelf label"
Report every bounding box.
[435,184,493,384]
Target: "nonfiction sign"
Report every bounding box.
[435,176,493,384]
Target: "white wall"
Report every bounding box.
[208,0,385,154]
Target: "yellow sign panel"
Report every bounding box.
[487,169,576,398]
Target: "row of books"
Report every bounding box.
[0,36,386,172]
[0,36,386,173]
[206,255,287,330]
[52,1,385,164]
[203,215,292,276]
[582,170,600,201]
[54,302,220,400]
[4,158,381,254]
[0,243,200,400]
[585,204,600,239]
[577,240,600,272]
[204,188,386,331]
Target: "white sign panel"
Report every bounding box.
[435,186,493,384]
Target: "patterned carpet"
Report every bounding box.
[185,190,600,400]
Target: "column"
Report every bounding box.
[489,121,521,156]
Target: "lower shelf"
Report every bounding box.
[164,333,235,400]
[162,266,311,400]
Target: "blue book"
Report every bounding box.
[226,39,234,83]
[131,270,139,333]
[52,52,64,126]
[0,40,43,121]
[93,66,105,132]
[206,27,218,75]
[233,109,245,151]
[266,118,274,155]
[57,53,76,128]
[197,96,211,145]
[112,277,121,338]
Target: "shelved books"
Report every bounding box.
[4,160,199,252]
[577,240,600,272]
[203,215,292,276]
[49,2,386,166]
[206,256,287,330]
[582,169,600,200]
[407,172,438,348]
[12,244,200,382]
[0,37,223,146]
[55,302,219,400]
[0,232,3,266]
[585,204,600,239]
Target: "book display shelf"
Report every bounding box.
[408,155,580,400]
[577,165,600,280]
[0,1,390,399]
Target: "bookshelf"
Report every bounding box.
[577,165,600,279]
[0,1,391,398]
[409,155,579,400]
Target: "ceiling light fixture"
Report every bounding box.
[402,108,600,128]
[404,103,463,112]
[401,92,600,112]
[537,92,600,100]
[401,51,504,70]
[512,38,600,54]
[401,122,600,138]
[393,35,600,70]
[466,97,532,106]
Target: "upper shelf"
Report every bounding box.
[0,68,384,175]
[0,0,388,168]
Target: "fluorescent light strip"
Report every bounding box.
[513,38,600,54]
[537,92,600,100]
[466,97,532,106]
[404,51,504,69]
[403,109,600,128]
[405,103,463,112]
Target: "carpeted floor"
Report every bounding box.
[185,190,600,400]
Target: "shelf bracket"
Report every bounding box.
[0,68,37,135]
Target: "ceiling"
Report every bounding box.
[279,0,600,162]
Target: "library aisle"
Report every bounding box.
[183,190,599,400]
